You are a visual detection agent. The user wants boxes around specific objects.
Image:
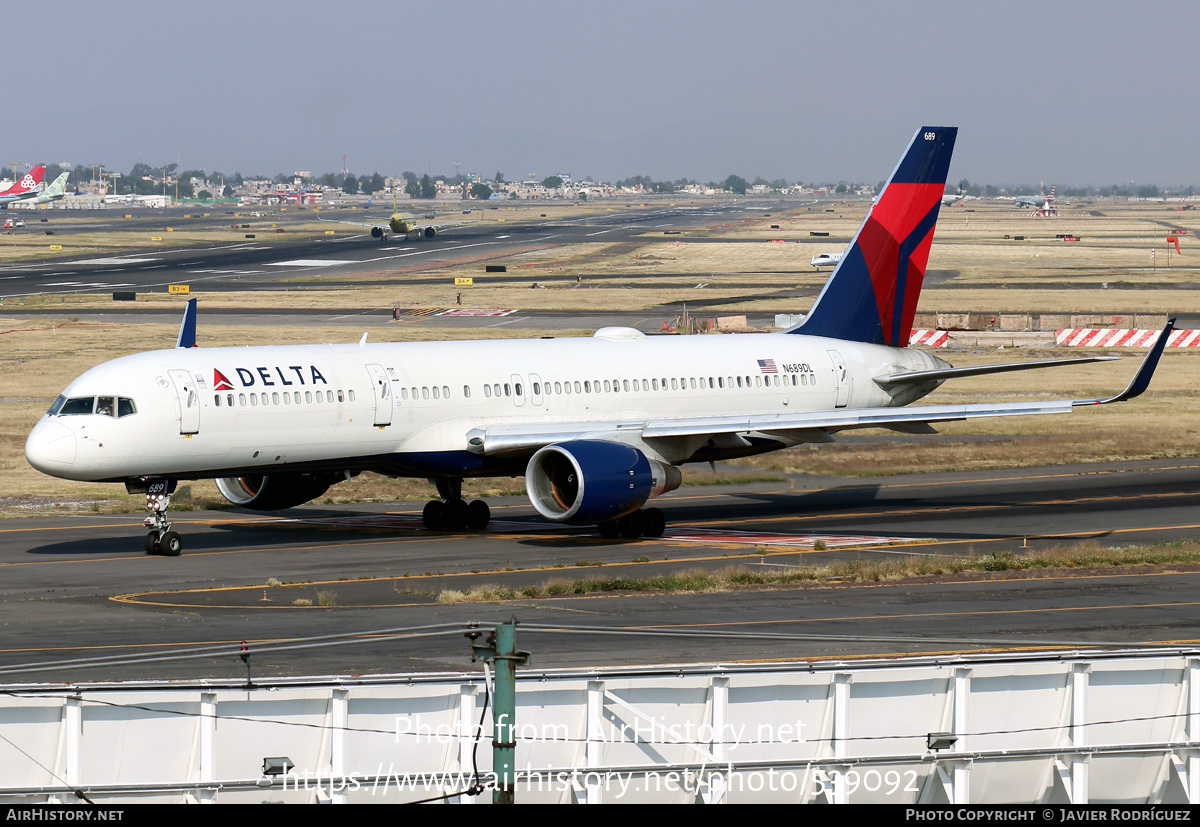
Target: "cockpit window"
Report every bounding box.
[59,397,95,415]
[50,395,136,417]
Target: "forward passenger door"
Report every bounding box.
[167,369,199,435]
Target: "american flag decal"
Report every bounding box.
[757,359,778,374]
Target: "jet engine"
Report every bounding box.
[215,473,340,511]
[371,226,385,239]
[423,226,437,238]
[525,440,681,524]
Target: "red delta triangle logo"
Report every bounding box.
[213,369,234,391]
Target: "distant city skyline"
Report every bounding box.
[6,1,1199,188]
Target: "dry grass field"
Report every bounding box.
[3,198,1197,514]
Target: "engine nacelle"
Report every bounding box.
[215,473,339,511]
[525,440,681,524]
[423,226,437,238]
[371,226,384,239]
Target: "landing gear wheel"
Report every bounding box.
[642,508,666,538]
[443,499,469,531]
[422,499,446,530]
[467,499,491,530]
[597,520,620,539]
[618,511,645,540]
[158,531,182,556]
[142,481,177,555]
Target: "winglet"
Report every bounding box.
[1074,318,1174,405]
[176,298,197,348]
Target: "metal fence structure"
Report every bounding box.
[2,646,1199,804]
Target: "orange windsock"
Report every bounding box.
[1167,235,1182,254]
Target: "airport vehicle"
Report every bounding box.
[30,172,68,205]
[810,251,843,268]
[0,165,46,208]
[25,127,1171,556]
[1014,184,1055,210]
[3,217,24,229]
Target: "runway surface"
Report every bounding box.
[2,457,1199,683]
[0,199,816,302]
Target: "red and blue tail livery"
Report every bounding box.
[791,126,957,346]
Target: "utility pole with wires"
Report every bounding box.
[466,619,528,804]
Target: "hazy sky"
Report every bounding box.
[7,1,1198,187]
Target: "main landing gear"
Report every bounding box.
[422,477,491,531]
[143,481,182,556]
[597,507,666,540]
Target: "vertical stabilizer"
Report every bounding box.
[176,299,197,348]
[789,127,957,346]
[0,165,46,196]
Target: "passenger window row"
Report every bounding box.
[400,385,453,401]
[476,372,817,398]
[214,389,355,408]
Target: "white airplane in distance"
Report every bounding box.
[25,126,1173,556]
[0,165,46,208]
[811,251,843,269]
[941,189,969,206]
[1014,183,1055,209]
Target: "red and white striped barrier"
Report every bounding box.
[1057,328,1200,347]
[908,329,949,347]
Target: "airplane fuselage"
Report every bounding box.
[26,330,946,485]
[388,213,417,234]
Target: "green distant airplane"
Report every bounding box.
[32,172,70,205]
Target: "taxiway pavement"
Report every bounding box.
[1,458,1198,683]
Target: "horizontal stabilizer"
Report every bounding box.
[875,355,1118,388]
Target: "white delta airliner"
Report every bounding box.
[25,127,1172,556]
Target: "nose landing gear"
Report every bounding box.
[142,481,182,556]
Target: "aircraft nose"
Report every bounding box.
[25,420,77,475]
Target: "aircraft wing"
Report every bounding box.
[469,399,1073,455]
[468,320,1173,457]
[316,216,471,230]
[316,216,392,229]
[874,355,1118,388]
